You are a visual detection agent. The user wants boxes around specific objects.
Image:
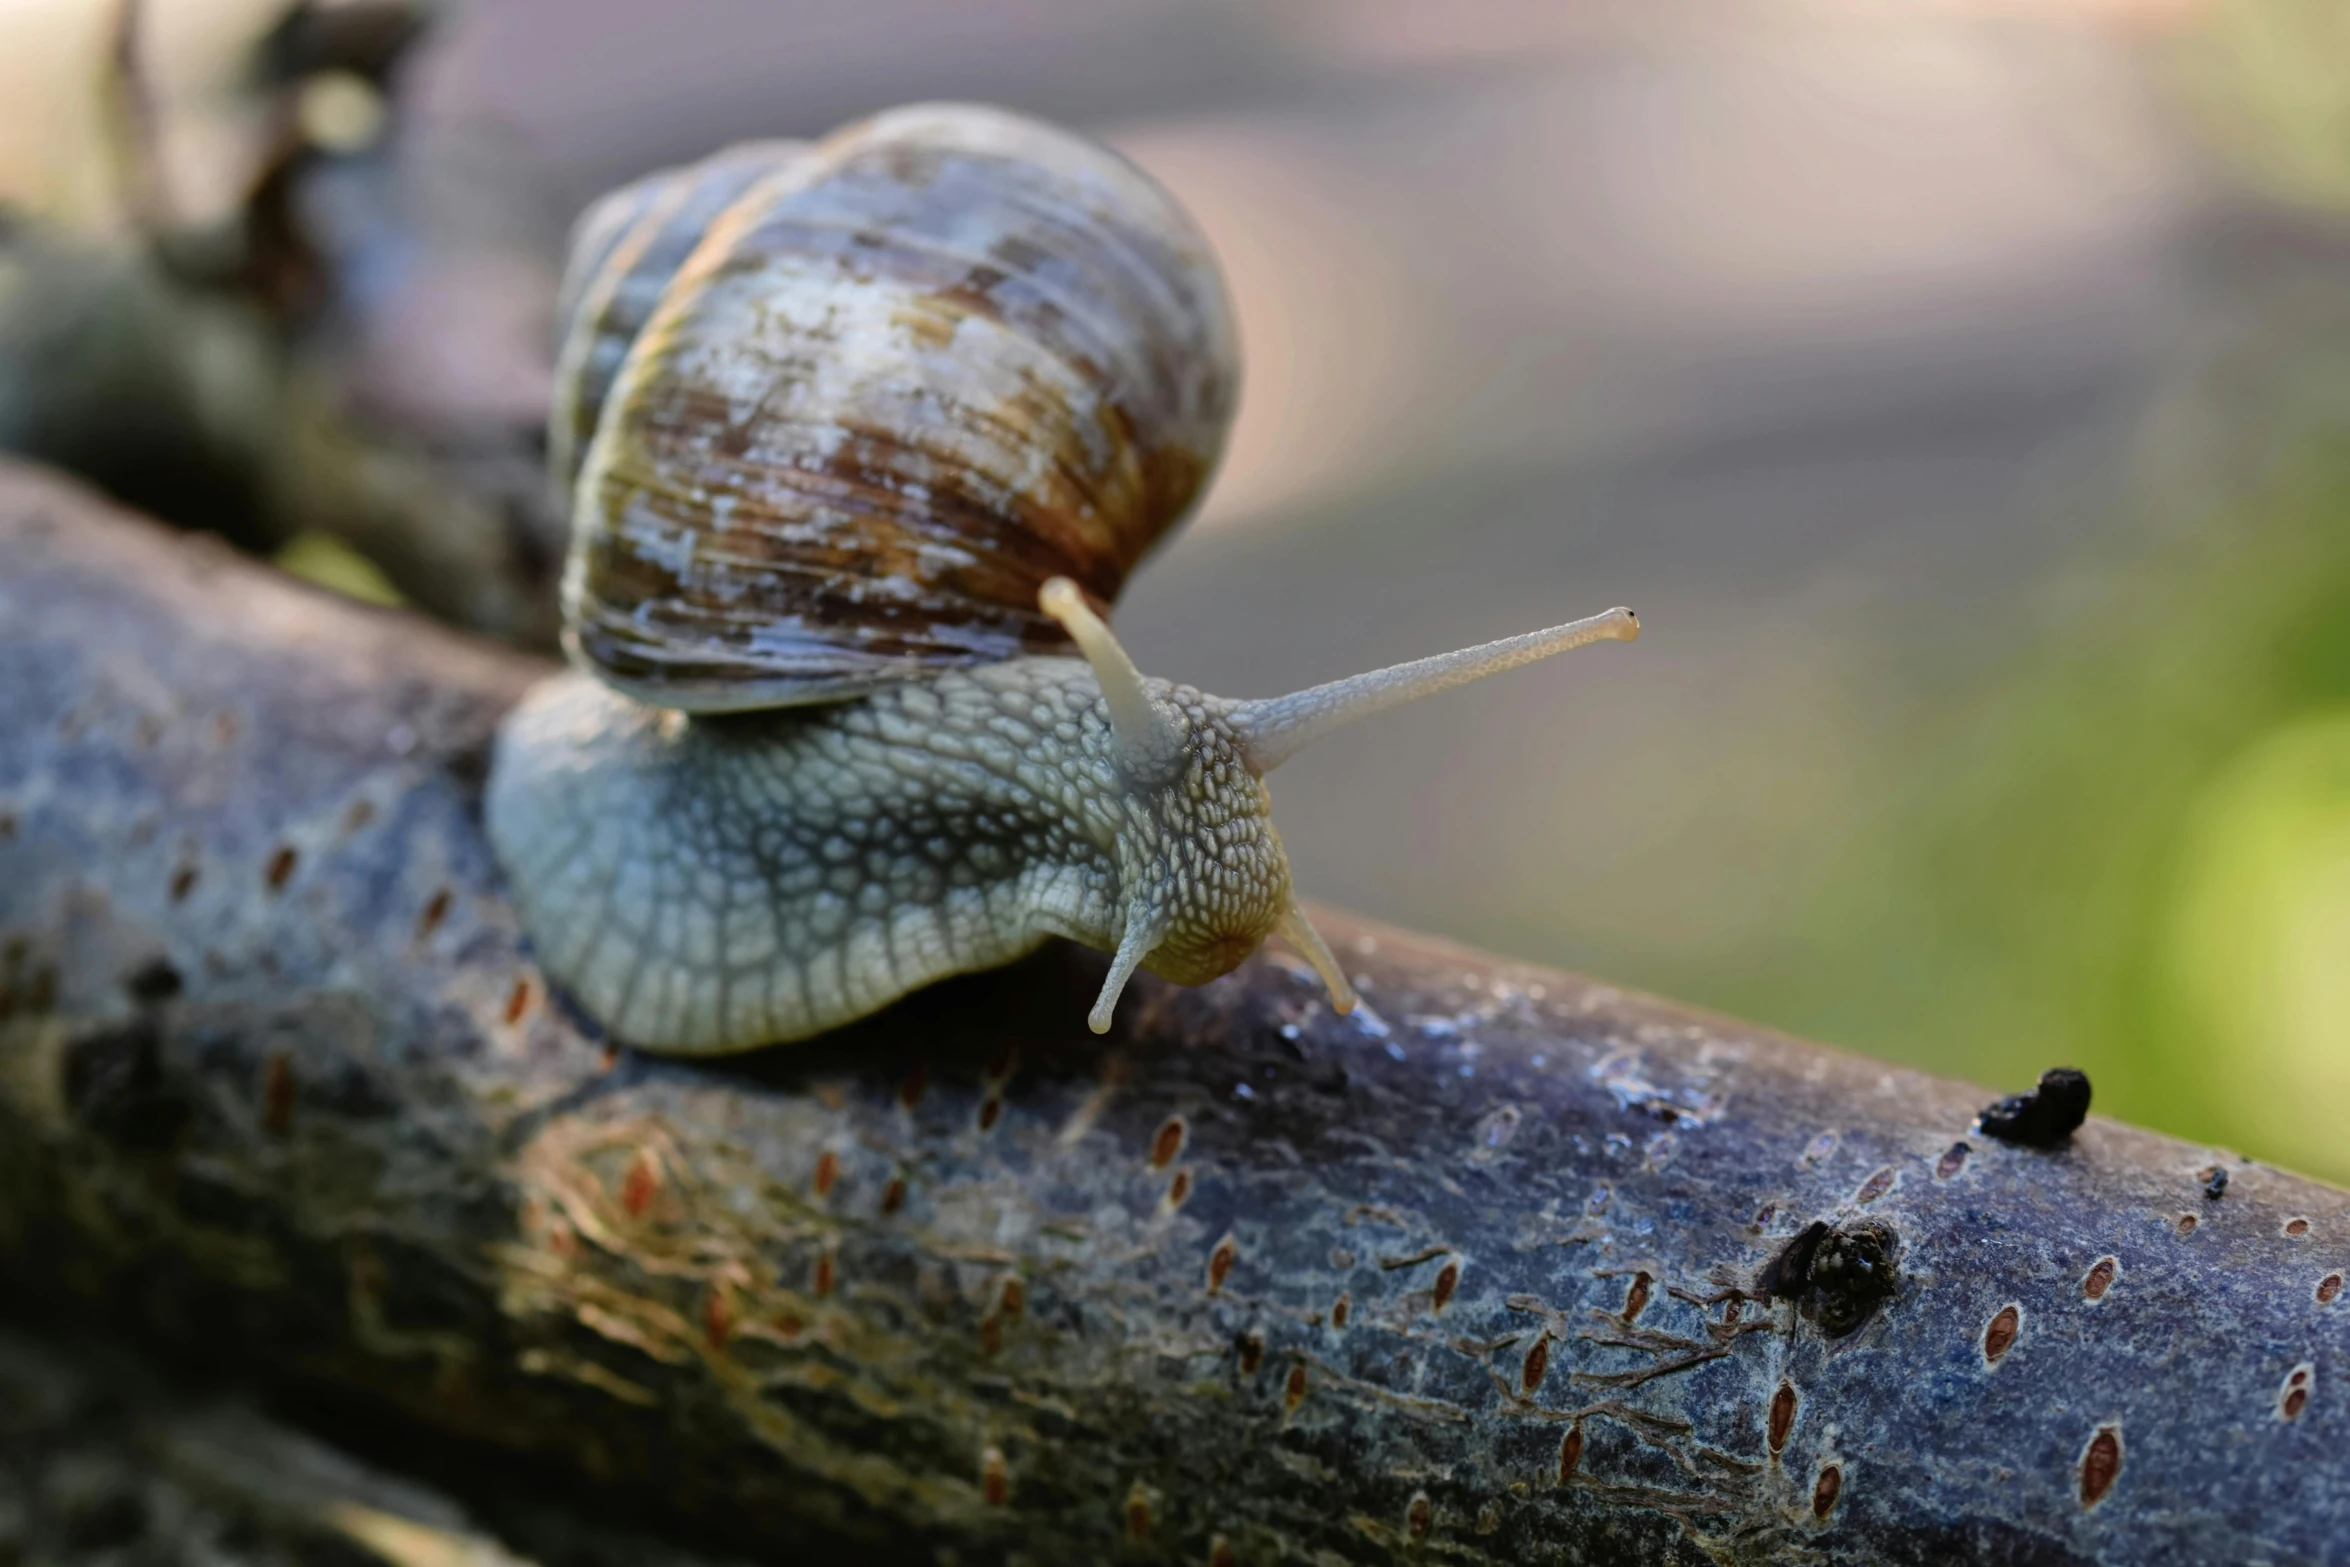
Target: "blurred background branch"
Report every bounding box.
[0,0,563,644]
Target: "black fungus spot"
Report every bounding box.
[1977,1068,2091,1148]
[1758,1221,1829,1303]
[1808,1221,1901,1336]
[1760,1218,1900,1338]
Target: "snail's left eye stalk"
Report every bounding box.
[1039,577,1183,781]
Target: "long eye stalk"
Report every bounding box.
[1227,606,1637,774]
[1041,582,1636,1031]
[1041,577,1184,778]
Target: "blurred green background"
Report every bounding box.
[5,0,2348,1182]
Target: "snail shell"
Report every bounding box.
[548,137,815,497]
[554,102,1239,712]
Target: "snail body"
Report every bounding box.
[492,652,1283,1049]
[487,104,1637,1055]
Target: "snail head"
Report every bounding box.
[1037,578,1638,1033]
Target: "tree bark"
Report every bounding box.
[0,1315,759,1567]
[1,460,2345,1566]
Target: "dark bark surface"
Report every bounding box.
[1,460,2346,1565]
[0,1319,745,1567]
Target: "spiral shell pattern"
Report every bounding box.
[553,102,1239,711]
[550,139,815,497]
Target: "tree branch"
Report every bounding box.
[0,1318,740,1567]
[1,460,2344,1564]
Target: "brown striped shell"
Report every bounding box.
[549,138,816,498]
[551,102,1240,712]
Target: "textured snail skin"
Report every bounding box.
[487,657,1290,1054]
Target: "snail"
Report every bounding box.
[485,103,1638,1055]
